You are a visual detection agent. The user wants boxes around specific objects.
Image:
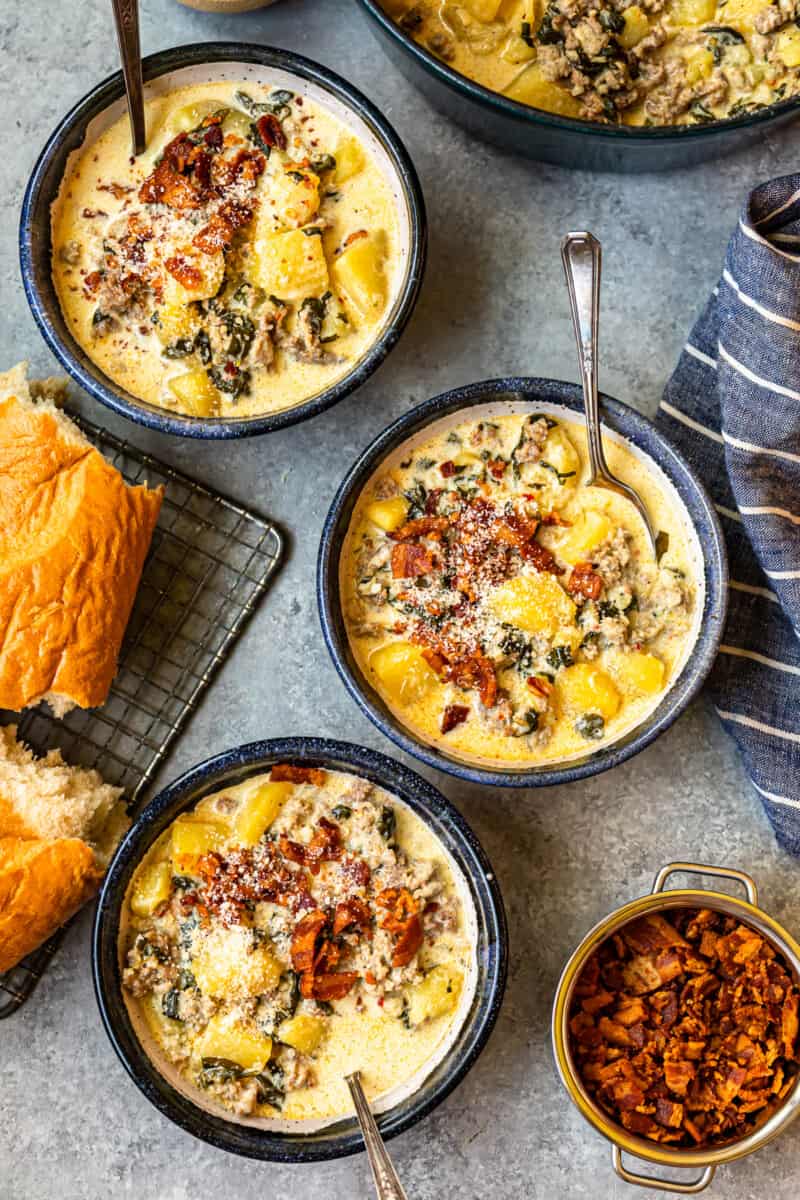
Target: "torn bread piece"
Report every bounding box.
[0,725,129,972]
[0,362,163,714]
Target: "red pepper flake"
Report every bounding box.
[441,704,470,734]
[344,229,368,247]
[440,460,457,478]
[527,676,552,698]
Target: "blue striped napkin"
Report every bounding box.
[658,173,800,854]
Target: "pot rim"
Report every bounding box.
[19,41,426,440]
[551,862,800,1174]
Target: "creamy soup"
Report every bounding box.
[381,0,800,125]
[121,765,476,1127]
[52,82,403,419]
[342,410,700,769]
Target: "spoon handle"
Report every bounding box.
[346,1073,409,1200]
[560,231,609,484]
[110,0,146,156]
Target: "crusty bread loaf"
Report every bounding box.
[0,725,128,973]
[0,363,163,714]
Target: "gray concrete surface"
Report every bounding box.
[1,1,799,1196]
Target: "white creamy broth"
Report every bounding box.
[342,405,703,769]
[120,766,477,1129]
[52,78,405,419]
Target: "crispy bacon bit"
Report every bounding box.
[570,907,800,1149]
[203,122,224,149]
[300,971,358,1001]
[527,675,552,698]
[441,704,469,734]
[566,561,603,600]
[164,255,203,290]
[271,764,327,786]
[139,134,212,210]
[333,897,373,938]
[255,113,288,151]
[524,539,564,575]
[487,458,507,479]
[440,460,457,478]
[376,887,424,968]
[421,648,448,677]
[279,818,342,874]
[340,855,371,888]
[83,270,104,294]
[448,652,497,708]
[391,542,434,579]
[389,516,449,542]
[211,147,266,189]
[291,909,328,973]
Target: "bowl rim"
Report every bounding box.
[551,878,800,1169]
[317,376,729,788]
[92,737,508,1162]
[355,0,800,142]
[19,41,427,440]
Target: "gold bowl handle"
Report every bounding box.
[613,1147,716,1194]
[651,861,758,907]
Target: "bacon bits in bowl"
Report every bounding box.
[20,43,425,438]
[552,863,800,1193]
[318,378,727,788]
[92,739,506,1161]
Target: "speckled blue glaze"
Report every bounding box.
[92,738,507,1162]
[354,0,800,173]
[19,43,426,440]
[317,378,728,788]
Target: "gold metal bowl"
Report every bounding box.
[552,862,800,1194]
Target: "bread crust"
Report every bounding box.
[0,836,103,972]
[0,390,163,710]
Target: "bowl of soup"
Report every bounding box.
[318,378,727,786]
[20,43,426,438]
[355,0,800,171]
[92,738,507,1160]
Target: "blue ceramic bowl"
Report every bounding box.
[318,378,728,787]
[355,0,800,173]
[92,738,507,1162]
[20,43,426,439]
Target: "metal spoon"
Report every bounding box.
[560,231,658,556]
[346,1072,409,1200]
[111,0,146,156]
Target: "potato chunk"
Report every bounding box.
[670,0,716,22]
[192,927,282,999]
[250,228,329,300]
[130,860,172,917]
[777,25,800,66]
[463,0,503,17]
[407,964,463,1026]
[171,814,228,867]
[155,301,201,348]
[334,137,366,184]
[504,65,583,116]
[332,233,387,324]
[276,1013,326,1054]
[556,510,613,566]
[490,573,576,637]
[608,651,665,696]
[619,5,649,47]
[168,369,219,418]
[162,249,225,304]
[195,1014,273,1071]
[557,663,621,720]
[365,496,409,532]
[233,781,293,846]
[369,642,439,704]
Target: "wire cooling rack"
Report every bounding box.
[0,411,283,1018]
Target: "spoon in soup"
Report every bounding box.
[560,231,659,557]
[110,0,146,155]
[346,1071,409,1200]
